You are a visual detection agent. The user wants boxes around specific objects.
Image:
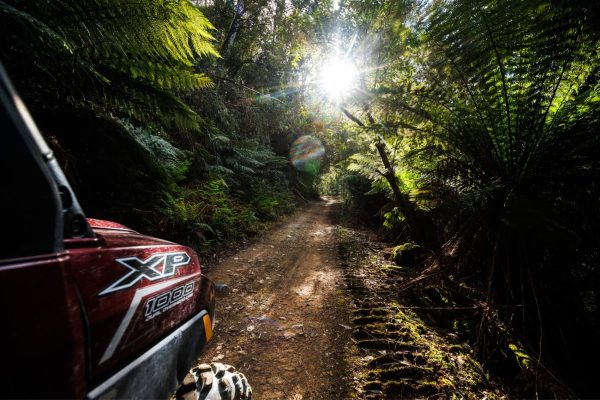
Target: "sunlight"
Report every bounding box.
[318,58,358,102]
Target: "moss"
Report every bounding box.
[379,263,411,276]
[415,380,440,395]
[336,221,507,399]
[438,377,456,390]
[394,242,421,253]
[382,379,416,396]
[508,341,533,369]
[366,353,406,368]
[391,242,424,267]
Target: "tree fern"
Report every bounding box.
[373,0,600,391]
[0,0,219,131]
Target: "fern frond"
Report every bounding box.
[0,0,219,136]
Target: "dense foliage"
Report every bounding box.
[317,0,600,396]
[0,0,322,252]
[2,0,599,396]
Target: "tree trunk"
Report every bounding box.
[374,140,406,207]
[341,107,436,247]
[221,0,244,54]
[374,139,435,247]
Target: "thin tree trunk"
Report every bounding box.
[374,139,406,207]
[341,107,436,247]
[221,0,244,54]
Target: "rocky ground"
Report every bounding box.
[180,199,510,399]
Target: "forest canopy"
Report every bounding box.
[1,0,599,397]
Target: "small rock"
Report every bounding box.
[247,325,255,332]
[283,331,296,339]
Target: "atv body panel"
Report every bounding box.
[0,253,86,398]
[67,219,216,398]
[0,63,215,399]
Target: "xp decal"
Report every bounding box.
[99,252,191,295]
[144,281,195,320]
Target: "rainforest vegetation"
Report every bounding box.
[1,0,599,397]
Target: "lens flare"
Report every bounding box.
[290,135,325,175]
[319,59,358,102]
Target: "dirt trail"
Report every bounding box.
[199,199,352,399]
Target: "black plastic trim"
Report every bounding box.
[87,310,209,400]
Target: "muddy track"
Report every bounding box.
[196,199,353,400]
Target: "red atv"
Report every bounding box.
[0,64,249,399]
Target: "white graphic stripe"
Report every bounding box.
[99,273,200,364]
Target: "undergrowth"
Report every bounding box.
[334,214,575,399]
[160,174,297,254]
